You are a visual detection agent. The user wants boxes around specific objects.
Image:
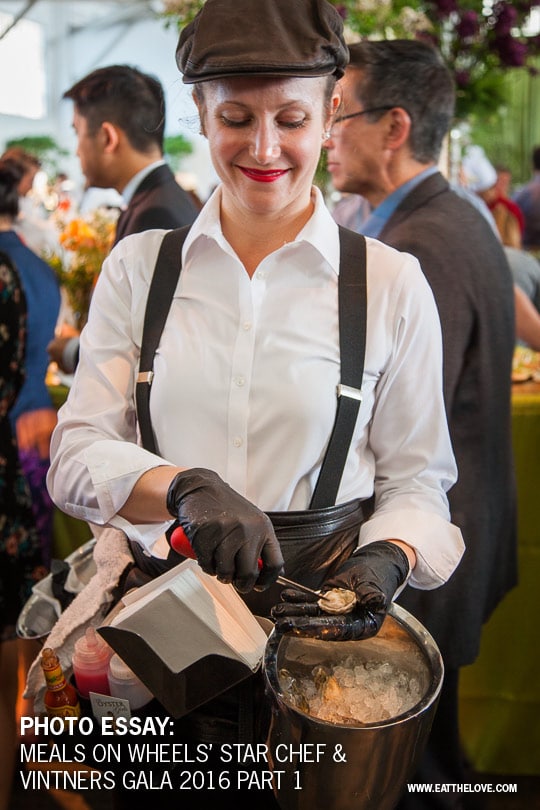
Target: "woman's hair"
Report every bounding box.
[1,147,41,172]
[0,159,23,219]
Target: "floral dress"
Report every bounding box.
[0,251,46,641]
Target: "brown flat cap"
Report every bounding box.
[176,0,349,83]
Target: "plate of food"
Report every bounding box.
[512,346,540,383]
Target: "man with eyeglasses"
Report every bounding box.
[326,39,517,808]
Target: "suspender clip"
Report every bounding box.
[337,383,362,402]
[137,371,154,385]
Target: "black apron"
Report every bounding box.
[130,224,368,744]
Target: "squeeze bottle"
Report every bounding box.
[107,653,153,710]
[72,627,112,698]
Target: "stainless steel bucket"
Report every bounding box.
[263,603,443,810]
[16,538,97,641]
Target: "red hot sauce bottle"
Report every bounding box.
[40,647,81,721]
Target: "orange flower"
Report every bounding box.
[45,208,119,328]
[59,216,115,254]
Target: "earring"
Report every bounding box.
[322,130,331,141]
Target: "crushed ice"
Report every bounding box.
[279,653,425,725]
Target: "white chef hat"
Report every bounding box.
[461,145,498,193]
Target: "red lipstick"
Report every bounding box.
[238,166,289,183]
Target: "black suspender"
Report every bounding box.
[135,226,191,455]
[135,225,367,509]
[309,227,367,509]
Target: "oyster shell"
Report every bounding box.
[312,665,342,703]
[318,587,357,615]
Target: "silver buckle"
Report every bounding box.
[337,383,362,402]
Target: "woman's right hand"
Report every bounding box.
[166,468,284,593]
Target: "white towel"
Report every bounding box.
[24,527,134,713]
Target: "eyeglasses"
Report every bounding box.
[333,106,394,124]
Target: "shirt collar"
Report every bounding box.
[121,159,166,206]
[184,184,340,275]
[361,165,439,238]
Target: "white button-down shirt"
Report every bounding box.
[47,187,464,589]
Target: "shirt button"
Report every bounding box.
[233,437,243,447]
[257,270,267,280]
[243,321,252,331]
[234,376,245,387]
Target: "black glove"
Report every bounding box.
[271,540,410,640]
[166,468,284,593]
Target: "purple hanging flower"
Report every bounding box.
[493,34,528,66]
[456,10,480,39]
[493,2,519,36]
[335,4,347,19]
[454,69,471,88]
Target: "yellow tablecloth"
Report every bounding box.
[48,382,71,412]
[52,508,93,560]
[459,382,540,775]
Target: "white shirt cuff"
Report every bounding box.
[358,508,465,590]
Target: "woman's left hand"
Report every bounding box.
[271,541,410,640]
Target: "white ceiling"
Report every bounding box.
[0,0,164,41]
[0,1,219,198]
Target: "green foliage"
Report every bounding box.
[5,135,69,175]
[455,69,513,122]
[164,134,194,171]
[469,62,540,186]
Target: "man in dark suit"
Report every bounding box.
[63,64,199,241]
[49,65,199,371]
[112,160,198,244]
[325,40,517,807]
